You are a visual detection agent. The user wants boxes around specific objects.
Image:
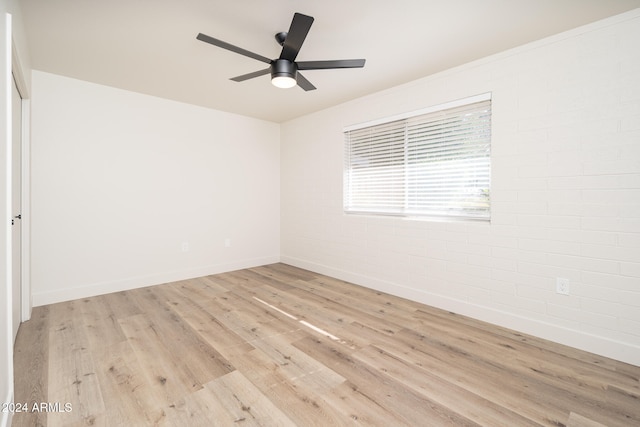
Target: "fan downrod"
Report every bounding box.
[275,32,288,46]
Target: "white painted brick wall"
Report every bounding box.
[281,10,640,365]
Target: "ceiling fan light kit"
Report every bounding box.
[271,59,297,88]
[197,12,365,91]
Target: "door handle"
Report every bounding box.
[11,214,21,225]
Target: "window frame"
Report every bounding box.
[343,93,492,221]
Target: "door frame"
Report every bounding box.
[11,39,30,323]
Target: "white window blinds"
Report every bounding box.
[344,94,491,220]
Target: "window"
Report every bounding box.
[343,94,491,220]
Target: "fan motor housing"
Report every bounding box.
[271,59,297,80]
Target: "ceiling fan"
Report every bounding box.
[196,12,366,91]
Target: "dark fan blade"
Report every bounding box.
[296,72,316,91]
[279,13,314,62]
[230,68,271,82]
[297,59,366,70]
[197,33,272,64]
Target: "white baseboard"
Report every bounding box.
[281,255,640,367]
[32,256,280,307]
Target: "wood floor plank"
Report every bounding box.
[254,263,321,282]
[353,344,540,426]
[292,335,482,426]
[379,327,608,426]
[203,370,297,426]
[307,274,423,313]
[605,384,640,423]
[161,282,255,360]
[101,290,143,320]
[232,283,365,346]
[206,292,301,342]
[79,295,127,351]
[292,277,424,327]
[231,348,350,426]
[92,341,166,426]
[414,306,631,374]
[567,412,608,427]
[232,278,392,349]
[406,308,640,424]
[12,305,50,427]
[117,313,205,406]
[251,280,407,339]
[13,263,640,427]
[319,381,411,426]
[168,276,229,302]
[230,268,299,293]
[411,305,640,419]
[248,330,345,391]
[162,383,241,426]
[129,286,235,381]
[47,300,105,427]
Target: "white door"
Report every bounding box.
[11,74,22,342]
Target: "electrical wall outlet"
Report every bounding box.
[224,238,231,248]
[556,277,570,295]
[181,242,189,252]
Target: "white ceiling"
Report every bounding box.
[20,0,640,123]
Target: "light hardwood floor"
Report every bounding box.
[13,263,640,426]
